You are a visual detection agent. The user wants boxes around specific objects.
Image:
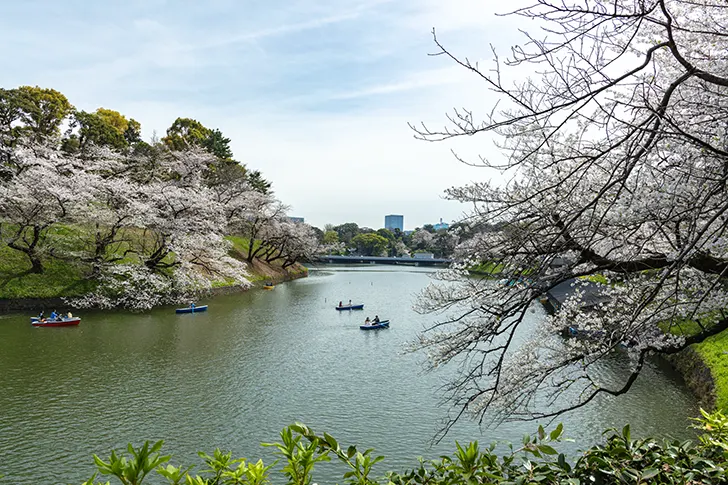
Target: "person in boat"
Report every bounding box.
[348,299,352,306]
[50,310,58,320]
[189,303,196,310]
[364,317,371,325]
[38,310,44,319]
[373,315,380,324]
[339,301,343,307]
[67,312,73,319]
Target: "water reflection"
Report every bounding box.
[0,265,698,484]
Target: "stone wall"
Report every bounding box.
[667,346,716,410]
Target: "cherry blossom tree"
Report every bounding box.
[0,143,84,272]
[411,229,434,252]
[229,190,290,262]
[412,0,728,429]
[260,219,319,268]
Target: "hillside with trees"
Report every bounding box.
[0,86,318,309]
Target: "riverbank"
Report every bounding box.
[664,325,728,413]
[0,234,308,312]
[691,334,728,410]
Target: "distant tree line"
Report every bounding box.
[313,221,459,258]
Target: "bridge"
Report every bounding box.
[313,255,452,266]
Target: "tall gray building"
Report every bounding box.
[384,214,404,232]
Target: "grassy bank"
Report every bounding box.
[661,317,728,412]
[0,227,97,299]
[468,261,503,276]
[0,231,306,302]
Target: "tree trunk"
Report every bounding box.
[7,225,45,273]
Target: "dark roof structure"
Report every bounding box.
[540,278,611,315]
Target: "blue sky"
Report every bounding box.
[1,0,523,229]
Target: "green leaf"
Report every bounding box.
[537,444,558,455]
[641,468,659,479]
[323,432,338,450]
[550,423,564,441]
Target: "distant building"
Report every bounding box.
[433,218,449,231]
[384,214,404,232]
[288,217,305,223]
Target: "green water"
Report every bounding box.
[0,266,698,484]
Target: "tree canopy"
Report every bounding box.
[412,0,728,429]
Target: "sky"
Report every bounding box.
[1,0,526,230]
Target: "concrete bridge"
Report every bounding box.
[313,255,452,266]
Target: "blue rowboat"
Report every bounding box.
[176,305,208,314]
[335,304,364,311]
[360,320,390,330]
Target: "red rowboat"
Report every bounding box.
[31,318,81,327]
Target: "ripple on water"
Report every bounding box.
[0,266,699,484]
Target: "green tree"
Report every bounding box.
[124,118,142,143]
[322,230,339,244]
[0,88,20,135]
[246,169,272,194]
[376,228,394,241]
[64,110,128,153]
[14,86,73,139]
[95,108,129,134]
[333,223,359,245]
[202,128,233,160]
[162,117,212,151]
[351,233,388,256]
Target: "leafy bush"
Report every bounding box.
[78,411,728,485]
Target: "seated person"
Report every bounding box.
[373,315,380,324]
[364,317,371,325]
[50,310,58,320]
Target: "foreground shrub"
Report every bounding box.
[79,410,728,485]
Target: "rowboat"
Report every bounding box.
[335,304,364,311]
[360,320,390,330]
[31,317,81,327]
[175,305,208,314]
